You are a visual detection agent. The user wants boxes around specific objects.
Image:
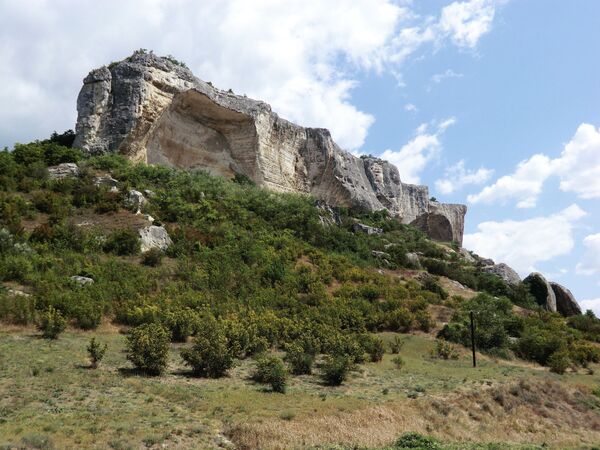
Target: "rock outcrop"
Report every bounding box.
[48,163,80,179]
[139,225,172,252]
[550,282,582,317]
[524,272,557,312]
[483,263,521,286]
[73,51,466,243]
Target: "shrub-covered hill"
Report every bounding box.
[2,136,600,449]
[1,135,599,372]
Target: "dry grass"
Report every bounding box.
[227,379,600,450]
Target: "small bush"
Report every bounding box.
[284,343,314,375]
[126,323,171,375]
[321,356,353,386]
[395,432,441,449]
[431,339,459,360]
[389,336,405,354]
[181,326,236,378]
[87,337,108,368]
[367,336,385,362]
[392,355,405,370]
[253,355,288,393]
[104,229,140,255]
[548,351,570,375]
[141,248,163,267]
[163,308,199,342]
[38,306,67,339]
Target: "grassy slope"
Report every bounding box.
[1,327,599,449]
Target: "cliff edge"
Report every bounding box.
[73,51,466,244]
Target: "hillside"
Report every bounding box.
[1,136,600,449]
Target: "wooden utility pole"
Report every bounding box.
[470,311,476,368]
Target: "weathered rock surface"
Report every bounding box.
[93,175,119,191]
[524,272,557,312]
[483,263,521,286]
[139,225,172,252]
[48,163,80,179]
[70,275,94,286]
[126,190,147,214]
[353,223,383,235]
[73,51,467,243]
[550,282,582,317]
[316,201,341,227]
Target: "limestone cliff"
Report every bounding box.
[73,51,467,243]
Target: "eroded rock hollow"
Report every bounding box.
[74,52,467,244]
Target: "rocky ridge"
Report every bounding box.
[73,51,466,244]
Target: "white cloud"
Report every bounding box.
[554,123,600,199]
[576,233,600,276]
[435,160,493,194]
[404,103,418,112]
[468,123,600,207]
[0,0,503,150]
[467,154,554,208]
[439,0,497,48]
[580,298,600,317]
[431,69,464,84]
[380,118,456,184]
[463,204,587,275]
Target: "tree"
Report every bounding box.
[126,323,171,375]
[180,323,236,377]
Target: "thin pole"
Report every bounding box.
[470,311,476,368]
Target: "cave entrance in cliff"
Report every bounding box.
[426,214,453,242]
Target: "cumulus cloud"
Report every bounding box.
[404,103,418,112]
[463,204,587,275]
[0,0,503,150]
[467,154,554,208]
[435,160,493,194]
[580,298,600,317]
[468,123,600,207]
[380,119,456,184]
[576,233,600,276]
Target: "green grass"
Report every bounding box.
[1,329,598,449]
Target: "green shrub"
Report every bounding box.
[389,336,405,354]
[163,308,199,342]
[548,351,570,375]
[367,336,385,362]
[387,307,414,332]
[284,343,314,375]
[431,339,459,360]
[104,229,140,255]
[72,302,102,330]
[253,354,288,393]
[141,248,163,267]
[180,325,236,378]
[394,432,441,449]
[38,306,67,339]
[321,356,353,386]
[392,355,405,370]
[126,323,171,375]
[87,337,108,368]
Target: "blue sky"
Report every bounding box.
[1,0,599,312]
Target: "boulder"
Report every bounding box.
[125,190,147,213]
[139,225,172,252]
[482,263,521,286]
[73,51,466,243]
[48,163,80,179]
[70,275,94,286]
[353,223,383,235]
[316,201,341,227]
[550,282,582,317]
[459,248,476,264]
[406,252,421,268]
[94,175,119,191]
[371,250,391,259]
[523,272,557,312]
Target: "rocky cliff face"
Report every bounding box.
[74,51,467,243]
